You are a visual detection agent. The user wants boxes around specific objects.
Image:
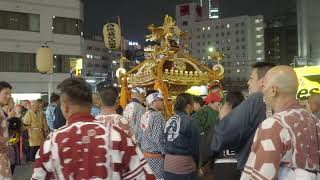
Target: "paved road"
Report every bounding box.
[13,164,33,180]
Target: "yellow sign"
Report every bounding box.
[294,66,320,100]
[70,58,83,76]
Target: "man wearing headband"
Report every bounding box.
[123,87,146,143]
[139,90,166,180]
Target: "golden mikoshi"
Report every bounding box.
[117,15,225,117]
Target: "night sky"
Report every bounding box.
[84,0,296,42]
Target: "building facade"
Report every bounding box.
[297,0,320,65]
[200,0,219,19]
[83,36,113,77]
[264,14,298,65]
[176,3,264,90]
[0,0,84,96]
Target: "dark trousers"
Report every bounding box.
[23,145,31,162]
[213,162,241,180]
[164,171,197,180]
[10,165,15,175]
[30,146,40,162]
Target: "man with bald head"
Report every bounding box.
[242,66,320,179]
[23,100,48,162]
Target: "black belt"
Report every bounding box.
[305,168,320,174]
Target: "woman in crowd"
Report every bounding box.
[192,95,204,114]
[213,91,245,180]
[3,98,22,174]
[164,93,200,180]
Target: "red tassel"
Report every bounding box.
[20,136,23,161]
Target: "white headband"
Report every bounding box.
[131,87,146,94]
[146,92,163,106]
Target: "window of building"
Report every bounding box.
[197,50,200,54]
[93,63,100,68]
[227,62,231,66]
[241,30,245,34]
[236,38,239,42]
[221,32,225,36]
[236,46,239,50]
[207,26,211,30]
[94,55,101,60]
[226,31,230,36]
[53,16,83,35]
[221,39,225,44]
[202,27,205,31]
[227,39,231,43]
[241,22,245,26]
[256,42,263,46]
[202,49,206,53]
[221,25,224,29]
[102,64,108,69]
[102,56,109,60]
[202,42,205,46]
[215,25,219,29]
[0,52,36,72]
[235,30,239,35]
[87,46,93,50]
[197,28,200,32]
[242,53,246,57]
[54,54,81,73]
[241,37,245,42]
[207,34,211,38]
[197,42,201,46]
[221,47,225,51]
[197,35,200,39]
[94,47,101,52]
[216,40,219,44]
[227,24,230,28]
[235,23,239,27]
[216,33,219,37]
[0,10,40,32]
[182,21,188,26]
[202,34,205,38]
[227,46,230,51]
[241,45,245,49]
[86,54,93,59]
[227,70,231,73]
[208,41,211,45]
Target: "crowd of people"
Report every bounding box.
[0,62,319,180]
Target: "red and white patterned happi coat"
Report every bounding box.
[96,113,132,137]
[242,106,320,180]
[0,109,11,180]
[32,113,155,180]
